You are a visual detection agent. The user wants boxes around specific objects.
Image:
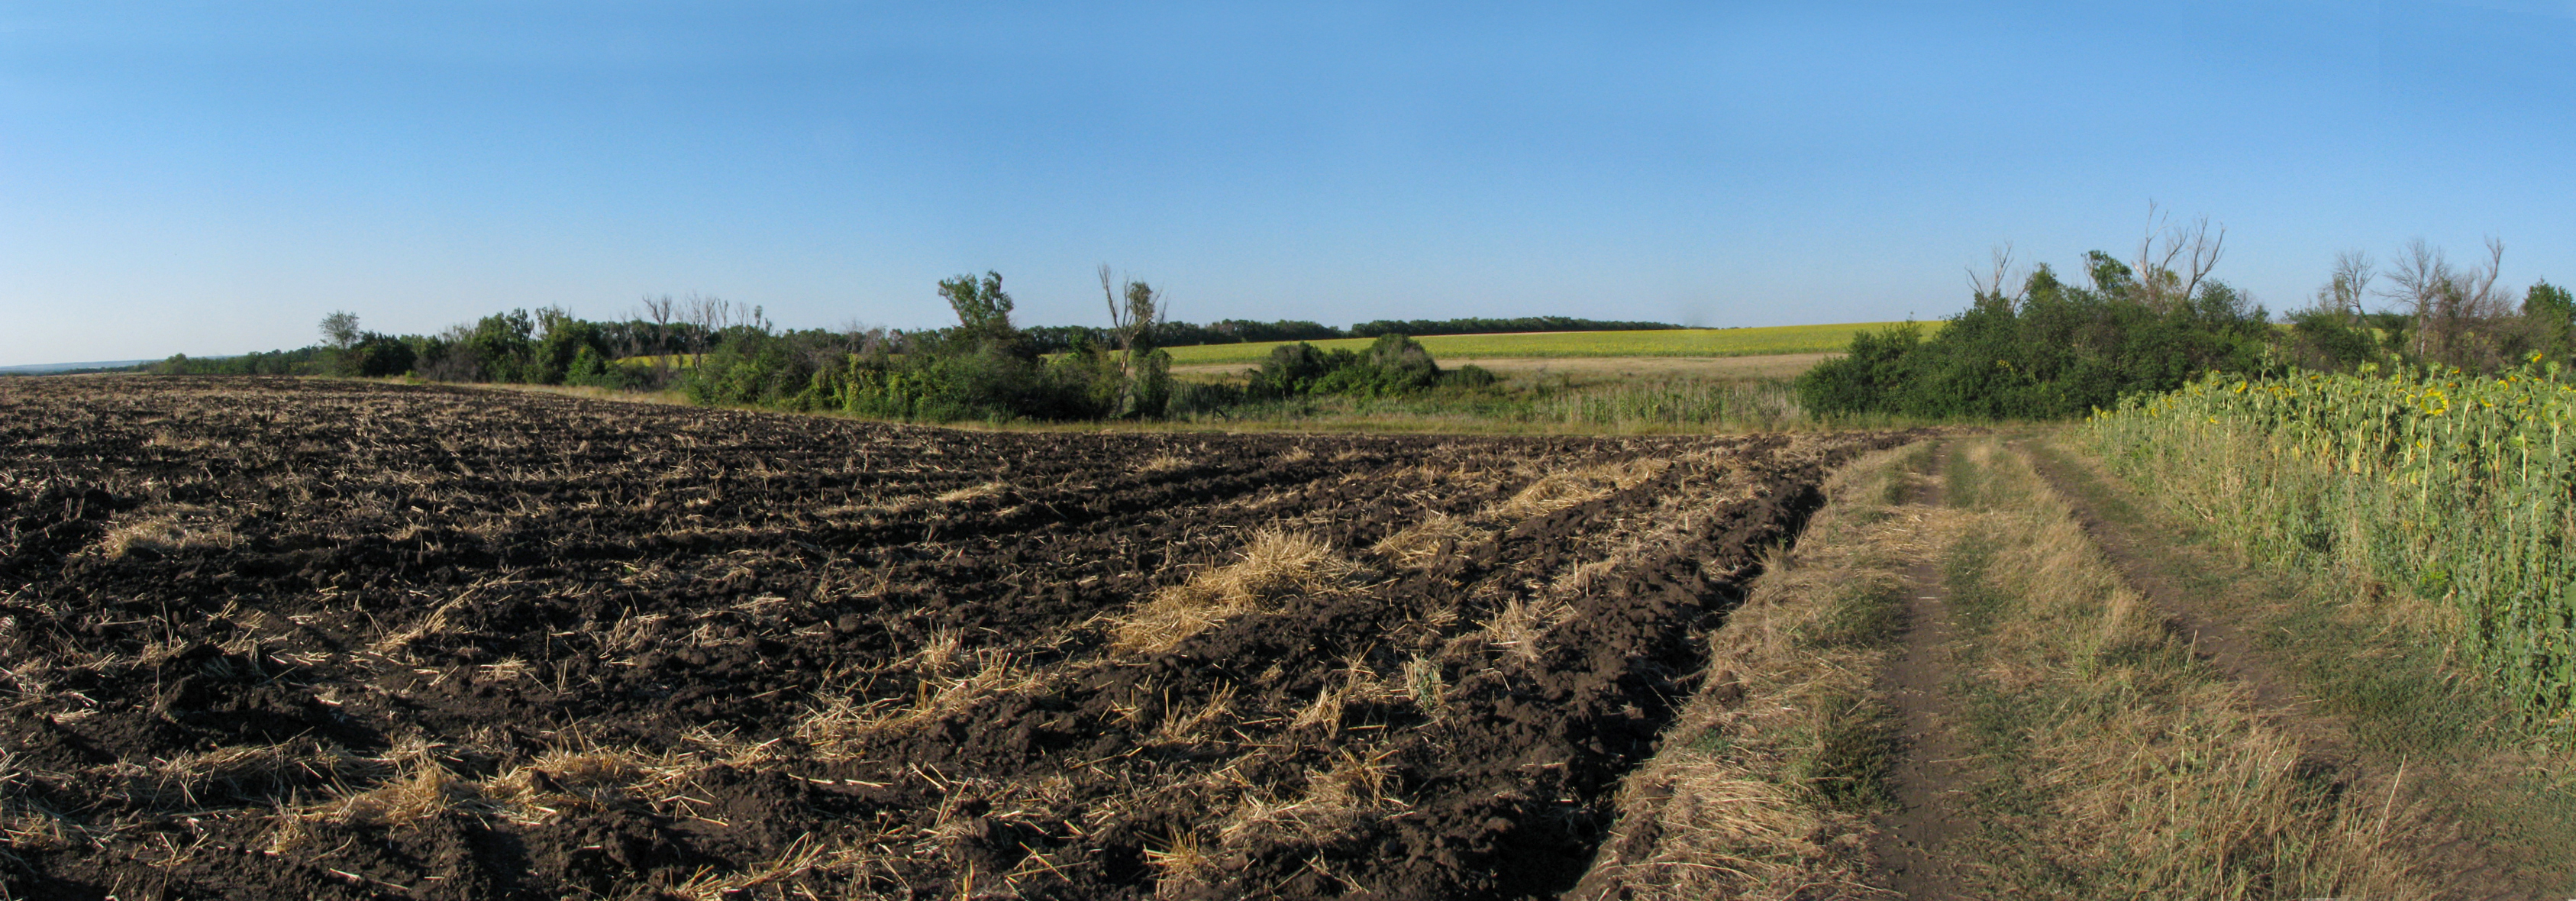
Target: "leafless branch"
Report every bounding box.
[2316,250,2374,318]
[2133,202,2224,310]
[1968,244,2023,302]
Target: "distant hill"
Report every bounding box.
[0,360,150,375]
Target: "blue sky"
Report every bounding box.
[3,2,2572,365]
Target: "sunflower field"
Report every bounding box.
[2088,361,2576,734]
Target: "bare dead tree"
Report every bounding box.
[681,293,742,369]
[1968,244,2026,304]
[2382,237,2510,367]
[2133,202,2225,311]
[2313,250,2374,320]
[1099,264,1131,353]
[1099,264,1167,367]
[1099,263,1171,418]
[638,294,677,383]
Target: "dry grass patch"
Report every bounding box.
[1112,528,1361,655]
[1493,458,1668,520]
[1937,438,2424,898]
[317,738,470,828]
[796,651,1044,756]
[1218,748,1406,849]
[1151,683,1240,745]
[1288,660,1401,737]
[1477,598,1572,662]
[99,741,349,811]
[1136,453,1193,473]
[1368,512,1483,569]
[935,480,1003,503]
[667,825,915,901]
[1574,441,1935,901]
[95,505,236,559]
[1144,829,1215,899]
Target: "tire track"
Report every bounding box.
[1867,441,1971,900]
[2017,438,2558,901]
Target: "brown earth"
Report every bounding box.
[1864,443,1969,899]
[0,376,1915,900]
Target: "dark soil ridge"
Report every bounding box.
[2017,439,2560,901]
[0,377,1922,899]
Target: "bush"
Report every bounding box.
[1247,334,1444,399]
[1800,255,2271,420]
[1440,363,1498,389]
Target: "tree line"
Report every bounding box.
[143,267,1503,422]
[1018,314,1679,354]
[1799,212,2576,420]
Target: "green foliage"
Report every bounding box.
[1799,257,2271,419]
[2278,310,2407,373]
[1022,315,1687,353]
[461,309,537,382]
[2090,364,2576,735]
[302,312,415,377]
[938,271,1018,350]
[320,311,361,350]
[1245,334,1443,399]
[1441,364,1498,389]
[2524,279,2576,360]
[148,347,328,375]
[343,334,417,377]
[2526,279,2574,327]
[529,307,597,385]
[681,272,1182,422]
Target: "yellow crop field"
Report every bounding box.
[1160,322,1929,367]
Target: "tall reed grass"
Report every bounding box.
[1172,376,1812,433]
[2087,363,2576,735]
[1530,378,1804,429]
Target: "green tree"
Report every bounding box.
[1800,234,2271,420]
[319,311,364,376]
[530,305,608,385]
[939,271,1018,350]
[464,309,537,382]
[320,311,362,350]
[2523,279,2575,362]
[1099,265,1172,417]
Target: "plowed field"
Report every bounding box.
[0,377,1912,899]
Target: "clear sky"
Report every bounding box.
[4,2,2572,366]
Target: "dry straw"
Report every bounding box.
[1112,528,1359,654]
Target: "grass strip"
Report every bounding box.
[2029,431,2576,893]
[1928,436,2414,899]
[1571,439,1938,899]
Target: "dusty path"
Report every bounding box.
[1867,442,1971,899]
[2017,438,2560,900]
[2013,439,2353,761]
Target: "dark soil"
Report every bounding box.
[1865,442,1970,899]
[0,376,1916,900]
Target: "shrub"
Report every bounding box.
[1800,256,2270,419]
[1248,334,1443,399]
